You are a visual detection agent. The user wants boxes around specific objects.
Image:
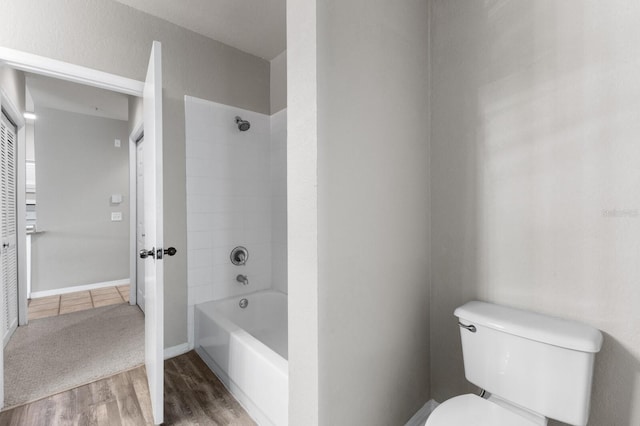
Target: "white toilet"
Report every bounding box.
[426,301,603,426]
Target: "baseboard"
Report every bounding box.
[164,343,190,360]
[30,278,130,298]
[405,399,439,426]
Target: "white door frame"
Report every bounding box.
[0,86,26,410]
[0,87,26,329]
[0,47,144,96]
[128,121,144,306]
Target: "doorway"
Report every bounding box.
[0,43,165,425]
[24,73,132,316]
[4,71,143,409]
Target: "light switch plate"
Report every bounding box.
[114,139,121,148]
[111,212,122,222]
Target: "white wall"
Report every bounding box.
[286,0,320,421]
[430,1,640,425]
[0,0,270,347]
[270,109,287,294]
[32,107,129,292]
[287,0,432,424]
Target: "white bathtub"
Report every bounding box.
[195,290,288,426]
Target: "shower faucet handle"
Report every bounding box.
[230,246,249,265]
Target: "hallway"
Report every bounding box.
[4,303,144,407]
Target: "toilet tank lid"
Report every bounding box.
[454,301,603,353]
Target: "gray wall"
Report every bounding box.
[270,50,287,114]
[288,0,431,424]
[270,108,287,294]
[32,108,129,292]
[0,66,25,113]
[128,96,143,136]
[430,1,640,425]
[0,0,270,347]
[317,2,431,422]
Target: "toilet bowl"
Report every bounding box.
[425,394,544,426]
[425,301,603,426]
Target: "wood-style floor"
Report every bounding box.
[0,351,256,426]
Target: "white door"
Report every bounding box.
[0,111,18,348]
[136,138,146,313]
[0,97,3,411]
[142,41,165,425]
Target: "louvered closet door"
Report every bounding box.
[1,112,18,347]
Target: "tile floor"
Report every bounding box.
[28,285,130,320]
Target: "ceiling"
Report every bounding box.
[26,74,129,121]
[114,0,286,60]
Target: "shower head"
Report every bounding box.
[235,116,250,131]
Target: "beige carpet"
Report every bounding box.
[4,303,144,408]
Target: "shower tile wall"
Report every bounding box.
[185,97,272,305]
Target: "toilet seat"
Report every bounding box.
[425,394,539,426]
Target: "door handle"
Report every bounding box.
[139,248,155,259]
[156,246,177,259]
[140,247,175,259]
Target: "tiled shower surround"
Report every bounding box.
[185,96,287,343]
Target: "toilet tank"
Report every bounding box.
[455,301,603,426]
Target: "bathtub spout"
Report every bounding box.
[236,274,249,285]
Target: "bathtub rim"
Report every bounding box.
[195,289,289,369]
[196,288,288,309]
